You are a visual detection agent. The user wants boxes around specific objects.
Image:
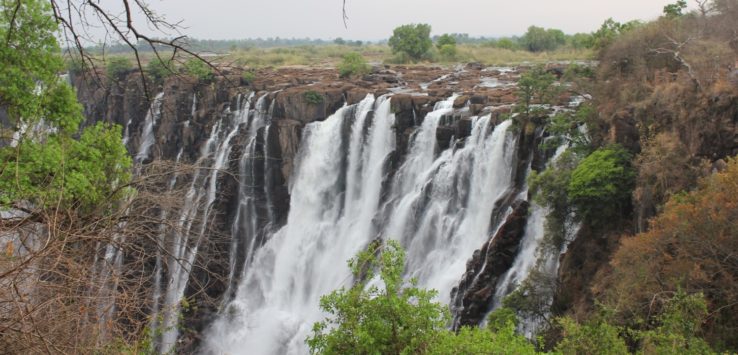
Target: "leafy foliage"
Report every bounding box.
[0,0,132,214]
[303,90,324,105]
[521,26,567,52]
[663,0,688,18]
[307,240,447,354]
[183,57,214,81]
[590,18,641,50]
[0,0,66,124]
[515,66,557,124]
[567,146,634,226]
[106,56,133,81]
[428,310,537,355]
[600,158,738,350]
[145,58,174,84]
[555,315,629,355]
[338,52,370,78]
[388,24,433,62]
[435,34,457,49]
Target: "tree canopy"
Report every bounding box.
[388,24,433,62]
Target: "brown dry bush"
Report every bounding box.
[0,159,228,353]
[594,158,738,350]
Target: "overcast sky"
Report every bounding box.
[139,0,688,40]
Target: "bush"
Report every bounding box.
[145,58,174,84]
[439,44,457,60]
[183,58,213,81]
[241,70,256,84]
[388,23,433,62]
[307,240,447,354]
[521,26,566,52]
[435,33,457,49]
[106,56,132,80]
[600,158,738,350]
[337,52,370,78]
[567,145,634,225]
[303,90,323,105]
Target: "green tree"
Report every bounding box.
[515,66,557,123]
[663,0,688,18]
[435,33,457,49]
[521,26,566,52]
[388,24,433,62]
[307,240,447,354]
[106,56,133,81]
[337,52,371,78]
[555,315,629,355]
[640,291,713,354]
[0,0,131,212]
[183,57,214,81]
[590,18,640,50]
[567,145,634,226]
[428,310,537,355]
[146,58,174,84]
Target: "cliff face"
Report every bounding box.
[72,64,573,350]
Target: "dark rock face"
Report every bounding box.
[450,200,530,329]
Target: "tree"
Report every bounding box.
[435,33,457,49]
[663,0,688,18]
[388,23,433,62]
[599,158,738,350]
[307,240,447,354]
[567,145,634,226]
[515,66,557,123]
[337,52,370,78]
[307,241,539,354]
[0,2,224,352]
[521,26,566,52]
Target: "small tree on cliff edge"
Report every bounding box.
[388,24,433,62]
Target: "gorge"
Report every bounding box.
[71,64,579,353]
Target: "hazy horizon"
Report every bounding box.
[124,0,690,41]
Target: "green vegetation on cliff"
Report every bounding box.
[0,0,131,212]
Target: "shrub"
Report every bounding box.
[183,58,213,81]
[303,90,323,105]
[337,52,370,78]
[439,44,457,60]
[145,58,174,84]
[241,70,256,84]
[307,240,447,354]
[521,26,566,52]
[435,33,457,49]
[388,23,433,62]
[567,145,634,225]
[106,56,132,80]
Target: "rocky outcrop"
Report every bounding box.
[450,200,530,329]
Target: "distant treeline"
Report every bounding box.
[86,20,635,56]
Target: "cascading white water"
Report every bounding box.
[383,117,516,303]
[491,143,571,335]
[205,95,395,354]
[222,93,272,306]
[205,95,519,354]
[135,92,164,163]
[158,93,256,352]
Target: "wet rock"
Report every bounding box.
[450,200,530,329]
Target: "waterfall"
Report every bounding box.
[157,93,255,353]
[491,143,572,335]
[205,95,395,354]
[382,117,516,303]
[204,94,520,354]
[221,93,272,306]
[135,92,164,163]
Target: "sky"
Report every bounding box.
[136,0,688,41]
